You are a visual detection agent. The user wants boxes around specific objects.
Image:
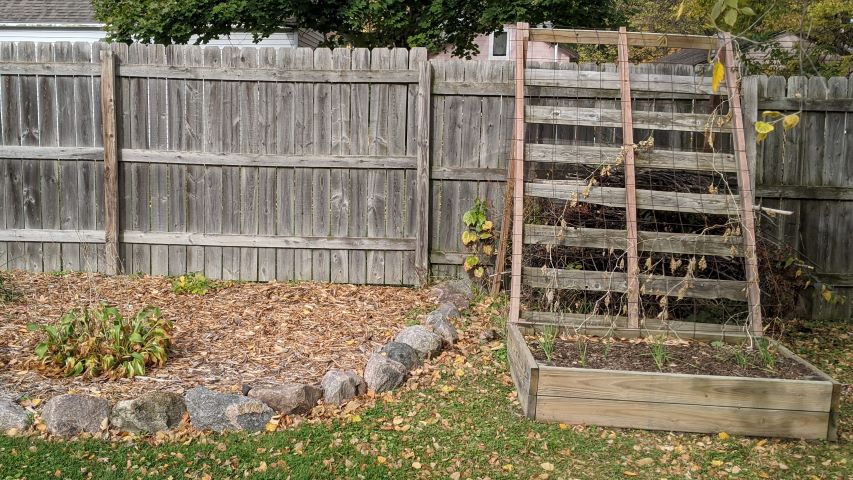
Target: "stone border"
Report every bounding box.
[0,280,473,438]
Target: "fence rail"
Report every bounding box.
[0,41,850,319]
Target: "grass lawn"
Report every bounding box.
[1,299,851,479]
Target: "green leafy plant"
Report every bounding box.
[461,198,496,284]
[733,349,749,369]
[577,335,589,367]
[27,304,172,379]
[648,337,668,372]
[756,338,776,371]
[540,325,559,364]
[171,272,217,295]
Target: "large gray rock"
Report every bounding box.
[320,370,366,406]
[394,325,443,359]
[42,394,111,437]
[0,396,29,432]
[379,342,420,370]
[425,311,459,345]
[435,302,461,319]
[110,391,186,433]
[185,387,273,432]
[364,353,408,393]
[429,280,474,310]
[248,383,323,415]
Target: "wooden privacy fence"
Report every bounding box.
[0,40,851,320]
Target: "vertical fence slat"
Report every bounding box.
[100,49,120,275]
[414,59,432,284]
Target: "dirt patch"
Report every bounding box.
[527,335,819,380]
[0,271,432,400]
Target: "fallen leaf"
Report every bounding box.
[541,462,555,471]
[718,431,730,440]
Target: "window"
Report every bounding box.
[491,30,508,57]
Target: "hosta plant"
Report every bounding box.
[27,304,172,379]
[461,198,496,283]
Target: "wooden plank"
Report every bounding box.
[437,61,464,277]
[526,141,737,172]
[507,323,538,418]
[78,42,100,272]
[119,232,414,250]
[148,44,169,276]
[383,48,410,285]
[526,105,731,132]
[0,145,102,160]
[722,34,763,336]
[220,47,242,280]
[56,42,82,271]
[525,68,726,95]
[618,27,640,329]
[537,366,832,412]
[402,49,425,285]
[274,47,296,281]
[0,229,104,242]
[184,46,206,274]
[116,65,419,83]
[39,42,62,273]
[0,62,100,76]
[509,23,529,323]
[366,48,391,284]
[755,185,853,200]
[0,42,22,269]
[328,48,351,283]
[127,43,150,274]
[526,180,741,216]
[238,47,259,281]
[201,46,223,279]
[414,61,432,284]
[293,47,314,281]
[535,396,829,439]
[757,97,853,112]
[19,42,43,272]
[528,28,718,50]
[101,50,121,275]
[523,266,747,301]
[428,62,449,280]
[311,48,333,282]
[524,224,742,257]
[256,47,277,282]
[349,48,370,283]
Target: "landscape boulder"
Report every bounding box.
[435,302,461,319]
[110,391,186,433]
[379,342,420,370]
[320,370,366,406]
[185,387,273,432]
[425,311,459,345]
[42,394,111,437]
[0,396,29,432]
[364,353,408,393]
[429,280,474,310]
[395,325,443,359]
[248,383,323,415]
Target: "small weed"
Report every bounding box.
[28,304,172,378]
[648,337,668,372]
[0,273,20,304]
[494,345,508,364]
[577,335,589,367]
[404,306,427,326]
[602,338,612,361]
[171,272,217,295]
[757,338,776,371]
[540,325,559,363]
[733,349,749,368]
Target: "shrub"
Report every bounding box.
[27,304,172,378]
[171,272,216,295]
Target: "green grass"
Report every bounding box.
[1,319,851,479]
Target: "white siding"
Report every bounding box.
[0,27,105,43]
[196,31,298,48]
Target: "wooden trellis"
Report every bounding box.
[507,24,763,336]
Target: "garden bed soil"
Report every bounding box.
[526,335,818,380]
[0,271,432,401]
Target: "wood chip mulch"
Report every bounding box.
[0,271,433,401]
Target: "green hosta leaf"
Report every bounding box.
[463,255,479,271]
[740,6,755,15]
[725,0,738,8]
[723,8,738,27]
[26,322,41,332]
[710,0,724,20]
[34,342,49,359]
[129,332,143,344]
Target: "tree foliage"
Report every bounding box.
[94,0,621,57]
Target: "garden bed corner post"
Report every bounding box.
[508,22,529,323]
[100,49,120,276]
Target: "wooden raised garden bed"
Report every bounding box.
[507,322,841,440]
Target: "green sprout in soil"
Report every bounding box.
[540,325,559,363]
[648,336,668,372]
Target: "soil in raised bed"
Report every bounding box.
[526,335,820,380]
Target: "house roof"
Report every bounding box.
[0,0,97,25]
[654,48,710,66]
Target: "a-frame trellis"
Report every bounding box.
[506,24,763,336]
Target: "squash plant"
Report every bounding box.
[461,198,496,282]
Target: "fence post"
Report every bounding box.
[742,75,758,198]
[508,22,529,324]
[617,27,641,330]
[414,60,432,285]
[100,50,120,275]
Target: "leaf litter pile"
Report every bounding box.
[0,271,432,401]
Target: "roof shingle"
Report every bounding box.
[0,0,97,24]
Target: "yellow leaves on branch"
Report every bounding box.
[711,59,725,94]
[754,121,774,142]
[755,111,800,143]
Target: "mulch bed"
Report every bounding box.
[0,271,433,401]
[527,335,818,380]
